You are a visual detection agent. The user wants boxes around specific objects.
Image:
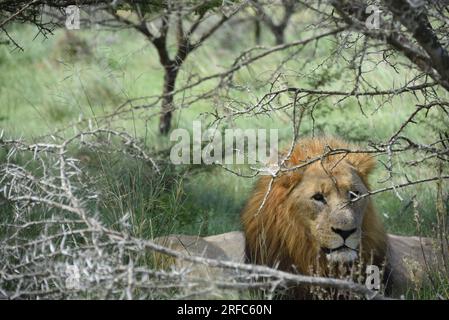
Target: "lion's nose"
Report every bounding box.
[331,227,356,241]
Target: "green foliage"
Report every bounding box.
[114,0,227,17]
[195,0,224,16]
[116,0,165,15]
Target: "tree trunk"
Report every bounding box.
[272,26,285,45]
[159,66,178,135]
[254,19,261,44]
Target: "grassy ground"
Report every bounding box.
[1,22,447,242]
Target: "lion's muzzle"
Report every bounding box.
[321,225,360,263]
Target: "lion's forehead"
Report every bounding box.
[301,166,365,192]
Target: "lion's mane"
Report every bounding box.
[241,137,387,285]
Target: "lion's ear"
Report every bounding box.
[347,153,376,177]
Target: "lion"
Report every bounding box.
[241,136,388,297]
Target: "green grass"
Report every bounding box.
[1,22,447,243]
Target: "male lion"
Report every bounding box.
[241,137,388,297]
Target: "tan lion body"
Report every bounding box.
[241,137,388,296]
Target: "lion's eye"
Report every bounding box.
[349,190,360,200]
[312,193,326,204]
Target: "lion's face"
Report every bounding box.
[287,162,370,264]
